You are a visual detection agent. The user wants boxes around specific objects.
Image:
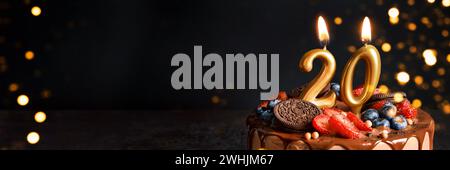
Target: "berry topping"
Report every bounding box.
[331,83,341,97]
[328,114,364,139]
[258,101,269,109]
[268,99,280,109]
[380,103,397,120]
[373,118,391,128]
[370,100,391,110]
[259,110,273,121]
[361,109,380,122]
[352,85,381,96]
[312,114,332,135]
[390,115,408,130]
[277,91,288,101]
[346,112,372,131]
[396,99,417,118]
[322,107,343,116]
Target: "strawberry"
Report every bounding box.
[322,108,343,116]
[370,100,389,110]
[329,114,365,139]
[352,85,364,96]
[400,107,417,119]
[374,88,381,95]
[258,101,269,108]
[396,99,417,118]
[346,112,372,131]
[312,114,332,135]
[277,91,288,101]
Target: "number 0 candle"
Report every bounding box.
[340,17,382,115]
[298,16,337,108]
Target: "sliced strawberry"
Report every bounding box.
[396,99,411,109]
[328,114,364,139]
[374,88,381,95]
[352,85,364,96]
[370,99,389,110]
[322,108,342,116]
[277,91,288,101]
[346,112,372,131]
[400,107,417,119]
[312,114,332,135]
[258,101,269,108]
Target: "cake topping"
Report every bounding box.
[370,91,407,102]
[273,99,322,131]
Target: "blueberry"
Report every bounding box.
[390,115,408,130]
[331,83,341,97]
[256,107,265,116]
[362,109,379,122]
[380,104,397,120]
[259,110,273,121]
[268,99,280,109]
[373,118,390,128]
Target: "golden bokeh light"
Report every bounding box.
[396,42,405,49]
[414,75,424,85]
[434,94,443,102]
[9,83,19,92]
[407,0,415,6]
[25,51,34,60]
[393,92,405,103]
[412,99,422,108]
[389,17,399,25]
[421,17,430,25]
[427,0,435,3]
[347,45,356,53]
[378,85,389,94]
[409,46,417,53]
[388,7,400,18]
[432,80,441,88]
[447,54,450,63]
[443,104,450,114]
[31,6,42,16]
[211,95,220,104]
[443,0,450,7]
[396,71,410,85]
[34,111,47,123]
[381,43,391,52]
[442,30,449,37]
[17,95,29,106]
[407,22,417,31]
[422,49,437,66]
[27,132,40,144]
[334,17,343,25]
[437,68,446,76]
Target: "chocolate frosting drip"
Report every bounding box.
[247,109,434,150]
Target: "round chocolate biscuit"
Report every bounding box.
[369,91,407,102]
[273,99,322,131]
[288,83,331,98]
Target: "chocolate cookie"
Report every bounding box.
[273,99,322,131]
[369,91,407,102]
[288,83,331,98]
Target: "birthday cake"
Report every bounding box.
[247,86,435,150]
[246,16,434,150]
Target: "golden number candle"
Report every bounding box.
[298,16,337,108]
[340,17,382,115]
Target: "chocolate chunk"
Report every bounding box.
[273,99,322,131]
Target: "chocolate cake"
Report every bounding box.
[247,90,435,150]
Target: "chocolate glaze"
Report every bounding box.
[247,109,434,150]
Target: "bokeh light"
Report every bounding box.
[334,17,343,25]
[443,0,450,7]
[389,17,399,25]
[412,99,422,108]
[428,0,435,4]
[388,7,400,18]
[31,6,41,16]
[17,95,29,106]
[407,22,417,31]
[379,85,389,94]
[25,51,34,60]
[396,71,410,85]
[381,43,391,52]
[34,111,47,123]
[9,83,19,92]
[422,49,437,66]
[27,132,40,144]
[393,92,405,103]
[414,75,424,85]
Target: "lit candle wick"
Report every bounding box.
[318,16,330,49]
[361,16,372,45]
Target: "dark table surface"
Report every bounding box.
[0,109,449,150]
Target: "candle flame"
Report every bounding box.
[361,17,371,43]
[317,16,329,46]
